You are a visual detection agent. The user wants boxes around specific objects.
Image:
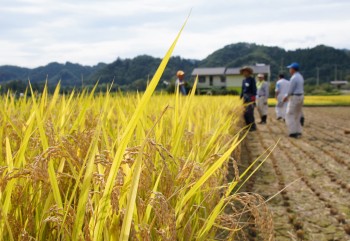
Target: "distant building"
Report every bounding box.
[191,67,226,89]
[191,64,271,92]
[224,67,243,89]
[330,80,348,89]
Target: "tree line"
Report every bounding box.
[1,43,349,93]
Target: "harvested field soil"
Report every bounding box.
[240,107,350,240]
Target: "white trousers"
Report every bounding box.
[257,96,268,117]
[275,101,287,119]
[286,95,304,134]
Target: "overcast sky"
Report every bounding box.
[1,0,350,68]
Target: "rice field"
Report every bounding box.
[0,80,279,240]
[268,95,350,106]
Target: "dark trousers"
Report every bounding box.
[244,103,256,129]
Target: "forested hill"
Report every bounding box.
[88,55,199,89]
[201,43,350,83]
[0,56,199,91]
[1,43,349,92]
[0,62,107,87]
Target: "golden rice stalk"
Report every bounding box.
[93,13,189,241]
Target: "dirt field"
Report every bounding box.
[240,107,350,240]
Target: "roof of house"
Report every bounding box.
[191,65,271,76]
[224,67,240,75]
[191,67,226,76]
[226,65,270,75]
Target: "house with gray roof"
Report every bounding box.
[191,64,270,93]
[191,67,226,89]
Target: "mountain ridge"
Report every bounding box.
[1,43,349,91]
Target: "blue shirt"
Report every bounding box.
[288,72,304,95]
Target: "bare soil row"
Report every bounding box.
[240,107,350,240]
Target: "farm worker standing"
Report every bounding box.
[240,66,257,131]
[283,62,304,138]
[275,73,290,120]
[175,70,187,95]
[256,73,269,124]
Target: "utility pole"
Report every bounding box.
[334,64,338,81]
[316,67,320,86]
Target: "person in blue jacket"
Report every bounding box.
[240,66,257,131]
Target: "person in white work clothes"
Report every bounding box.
[275,73,290,120]
[256,73,269,124]
[283,62,304,138]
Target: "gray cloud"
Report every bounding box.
[1,0,350,67]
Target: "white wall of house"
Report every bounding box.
[226,75,242,89]
[197,76,207,88]
[197,75,226,88]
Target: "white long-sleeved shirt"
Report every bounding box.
[275,78,290,102]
